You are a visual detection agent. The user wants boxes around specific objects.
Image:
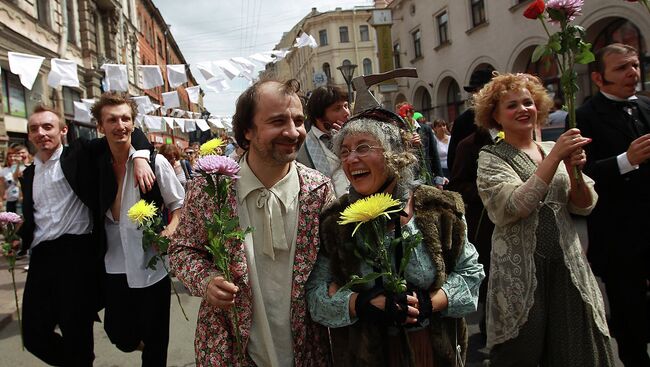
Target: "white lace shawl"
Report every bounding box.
[477,141,609,348]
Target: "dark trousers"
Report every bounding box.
[604,269,650,367]
[22,234,97,367]
[103,274,171,367]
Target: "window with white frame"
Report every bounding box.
[36,0,50,27]
[412,29,422,58]
[437,11,449,45]
[471,0,486,27]
[360,25,370,42]
[363,58,372,75]
[1,70,27,118]
[393,43,402,68]
[339,26,349,43]
[319,29,328,46]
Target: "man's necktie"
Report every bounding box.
[320,134,333,151]
[613,99,646,136]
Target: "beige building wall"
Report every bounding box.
[272,7,380,101]
[384,0,650,122]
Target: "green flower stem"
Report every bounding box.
[162,261,189,321]
[10,267,23,350]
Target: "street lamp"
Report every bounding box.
[337,63,357,105]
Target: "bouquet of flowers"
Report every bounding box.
[398,105,434,186]
[625,0,650,14]
[0,212,24,349]
[195,138,252,363]
[127,200,189,321]
[337,193,421,294]
[524,0,594,180]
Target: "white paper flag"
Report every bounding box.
[73,101,92,123]
[214,60,240,80]
[249,53,274,64]
[222,117,233,130]
[186,86,201,104]
[173,118,185,132]
[208,118,225,129]
[195,62,216,80]
[184,120,196,132]
[231,57,256,74]
[195,119,210,132]
[101,64,128,92]
[8,52,45,90]
[294,33,318,48]
[204,76,230,93]
[48,58,79,88]
[167,64,187,88]
[162,91,180,108]
[137,65,164,89]
[143,115,164,131]
[162,117,174,130]
[132,96,156,115]
[173,108,186,117]
[271,49,290,62]
[135,114,144,129]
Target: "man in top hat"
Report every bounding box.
[447,68,494,172]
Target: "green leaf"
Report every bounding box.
[546,8,566,23]
[531,44,549,63]
[576,50,595,64]
[339,272,388,292]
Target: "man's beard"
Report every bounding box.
[250,137,302,165]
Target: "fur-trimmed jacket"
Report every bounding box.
[310,184,484,367]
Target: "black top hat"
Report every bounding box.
[464,69,494,93]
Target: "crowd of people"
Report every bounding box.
[4,42,648,366]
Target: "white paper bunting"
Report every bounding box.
[195,119,210,131]
[137,65,164,89]
[101,64,128,92]
[48,58,79,88]
[162,91,180,108]
[143,115,164,131]
[8,52,45,90]
[294,33,318,49]
[184,120,196,132]
[186,85,201,104]
[208,117,225,129]
[167,64,187,88]
[73,101,92,123]
[214,60,240,80]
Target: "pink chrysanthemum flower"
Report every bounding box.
[195,155,240,177]
[546,0,584,23]
[0,212,22,224]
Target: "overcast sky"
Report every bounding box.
[154,0,374,116]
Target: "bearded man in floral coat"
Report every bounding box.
[169,79,333,367]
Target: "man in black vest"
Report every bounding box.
[20,105,153,366]
[576,43,650,367]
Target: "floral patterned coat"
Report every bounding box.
[169,163,333,367]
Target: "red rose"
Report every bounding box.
[524,0,546,19]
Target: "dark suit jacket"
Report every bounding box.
[447,109,477,173]
[417,122,443,178]
[447,129,494,267]
[575,92,650,275]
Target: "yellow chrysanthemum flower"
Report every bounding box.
[496,131,505,141]
[199,137,225,157]
[338,193,402,236]
[127,200,158,226]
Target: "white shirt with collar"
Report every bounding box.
[310,126,349,198]
[235,154,300,367]
[104,147,185,288]
[600,91,641,175]
[32,144,92,248]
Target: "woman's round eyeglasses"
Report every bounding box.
[339,144,382,160]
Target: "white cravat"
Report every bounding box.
[254,187,289,260]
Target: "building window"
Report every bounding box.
[360,25,370,42]
[342,59,352,67]
[319,29,328,46]
[437,12,449,45]
[1,70,27,118]
[323,63,331,81]
[62,86,81,119]
[471,0,486,27]
[393,43,401,68]
[67,0,77,43]
[412,29,422,58]
[339,26,349,43]
[362,58,372,75]
[157,36,164,57]
[36,0,50,27]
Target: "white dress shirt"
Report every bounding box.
[600,91,641,175]
[310,127,349,198]
[236,154,299,367]
[104,148,185,288]
[32,145,92,248]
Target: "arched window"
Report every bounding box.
[342,59,351,66]
[363,58,372,75]
[323,63,331,81]
[446,80,462,122]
